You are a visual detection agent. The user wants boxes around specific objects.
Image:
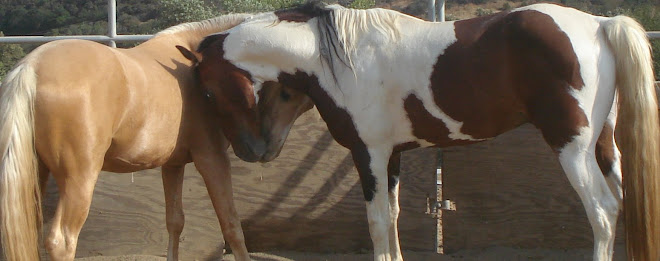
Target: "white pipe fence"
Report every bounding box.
[0,0,153,46]
[429,0,446,22]
[649,31,660,39]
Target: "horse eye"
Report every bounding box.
[204,90,214,100]
[280,90,291,101]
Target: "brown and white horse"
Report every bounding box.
[0,14,310,261]
[194,2,659,261]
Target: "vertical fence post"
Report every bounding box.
[429,0,446,22]
[108,0,117,47]
[428,0,436,22]
[436,0,446,22]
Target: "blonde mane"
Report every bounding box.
[329,6,402,62]
[155,13,253,37]
[299,4,406,81]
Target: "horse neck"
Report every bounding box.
[298,19,452,112]
[137,14,253,54]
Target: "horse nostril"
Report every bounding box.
[253,138,266,157]
[261,129,270,143]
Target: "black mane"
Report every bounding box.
[197,33,226,53]
[274,0,331,23]
[275,1,351,84]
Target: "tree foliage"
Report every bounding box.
[157,0,218,28]
[0,32,26,82]
[221,0,304,13]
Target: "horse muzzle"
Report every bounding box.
[232,132,266,163]
[260,141,284,162]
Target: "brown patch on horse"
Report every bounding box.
[277,70,377,201]
[196,34,256,111]
[393,142,420,153]
[596,122,615,176]
[422,9,587,150]
[197,34,226,53]
[387,152,402,191]
[403,94,481,147]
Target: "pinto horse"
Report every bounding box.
[193,2,660,261]
[0,14,310,261]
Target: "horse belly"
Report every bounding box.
[398,91,525,148]
[102,124,181,173]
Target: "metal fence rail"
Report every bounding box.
[648,32,660,39]
[0,0,152,47]
[0,35,152,44]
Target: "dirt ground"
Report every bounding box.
[76,246,626,261]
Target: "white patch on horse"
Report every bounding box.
[365,145,394,260]
[557,126,619,259]
[345,18,485,146]
[223,15,324,98]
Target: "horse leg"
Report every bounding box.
[353,146,393,261]
[192,151,250,261]
[596,114,623,207]
[44,159,101,261]
[162,165,185,261]
[594,116,623,258]
[38,158,50,197]
[387,152,402,261]
[555,128,619,261]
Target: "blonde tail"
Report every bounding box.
[603,16,660,261]
[0,60,41,260]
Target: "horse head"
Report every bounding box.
[177,30,313,163]
[257,82,313,162]
[177,40,266,162]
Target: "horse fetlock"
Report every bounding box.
[45,233,77,261]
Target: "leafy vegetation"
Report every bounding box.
[621,5,660,77]
[222,0,304,13]
[0,32,26,80]
[157,0,217,27]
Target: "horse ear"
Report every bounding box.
[176,45,201,64]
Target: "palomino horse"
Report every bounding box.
[193,2,660,261]
[0,14,311,261]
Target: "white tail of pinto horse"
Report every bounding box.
[603,15,660,261]
[0,60,41,260]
